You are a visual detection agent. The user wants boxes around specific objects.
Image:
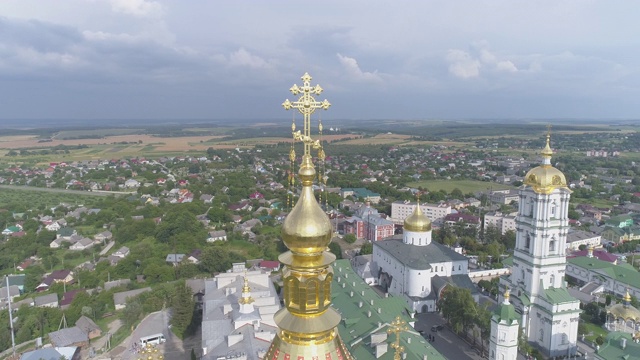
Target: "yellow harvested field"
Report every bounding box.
[0,135,224,151]
[0,135,40,143]
[0,133,360,153]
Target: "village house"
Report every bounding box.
[113,287,151,310]
[34,293,59,308]
[166,253,186,266]
[48,327,88,348]
[76,315,102,339]
[36,270,74,292]
[94,230,113,242]
[69,237,95,251]
[207,230,227,242]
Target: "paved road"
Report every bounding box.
[107,310,186,360]
[415,312,530,360]
[415,313,486,360]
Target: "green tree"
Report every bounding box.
[439,287,477,334]
[199,246,231,274]
[170,281,195,338]
[343,233,357,244]
[360,242,373,255]
[329,242,342,260]
[120,300,143,327]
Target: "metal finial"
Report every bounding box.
[283,73,331,159]
[387,316,409,360]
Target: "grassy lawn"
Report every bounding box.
[407,179,515,194]
[572,197,617,208]
[226,239,262,258]
[583,321,608,342]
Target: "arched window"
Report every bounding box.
[525,233,531,249]
[549,240,556,252]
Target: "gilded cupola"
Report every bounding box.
[404,201,432,232]
[281,154,333,256]
[524,128,567,194]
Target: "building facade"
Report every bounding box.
[390,201,452,225]
[484,212,517,235]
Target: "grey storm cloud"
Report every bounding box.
[0,0,639,120]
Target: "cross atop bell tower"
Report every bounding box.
[283,72,331,159]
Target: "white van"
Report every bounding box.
[139,333,166,346]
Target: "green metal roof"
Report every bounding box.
[596,331,640,360]
[331,259,447,360]
[544,287,577,304]
[568,256,640,289]
[0,274,25,288]
[493,302,518,325]
[502,256,514,267]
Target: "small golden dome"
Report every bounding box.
[281,155,332,256]
[404,202,431,232]
[524,132,567,194]
[624,289,632,303]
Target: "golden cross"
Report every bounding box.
[546,124,552,137]
[282,72,331,158]
[387,316,408,360]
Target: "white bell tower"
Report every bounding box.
[500,129,581,357]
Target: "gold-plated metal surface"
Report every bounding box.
[266,73,353,360]
[387,316,409,360]
[404,197,432,232]
[238,273,255,305]
[523,128,568,194]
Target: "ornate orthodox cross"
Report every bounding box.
[387,316,409,360]
[282,72,331,158]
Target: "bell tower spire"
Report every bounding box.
[265,73,352,360]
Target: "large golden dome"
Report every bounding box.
[523,132,568,194]
[607,290,640,322]
[404,202,432,232]
[281,156,333,256]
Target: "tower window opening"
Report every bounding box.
[549,240,556,252]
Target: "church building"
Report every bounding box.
[499,132,581,358]
[371,201,477,313]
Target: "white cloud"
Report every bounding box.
[228,48,270,69]
[496,60,518,73]
[446,45,519,78]
[109,0,163,17]
[336,53,382,82]
[446,49,481,79]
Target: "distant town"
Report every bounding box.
[1,121,640,360]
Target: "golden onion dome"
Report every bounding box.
[524,132,568,194]
[607,303,640,322]
[404,202,432,232]
[281,155,332,256]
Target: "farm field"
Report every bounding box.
[407,179,515,194]
[335,133,472,147]
[0,185,116,210]
[0,132,361,163]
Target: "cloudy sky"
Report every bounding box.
[1,0,639,121]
